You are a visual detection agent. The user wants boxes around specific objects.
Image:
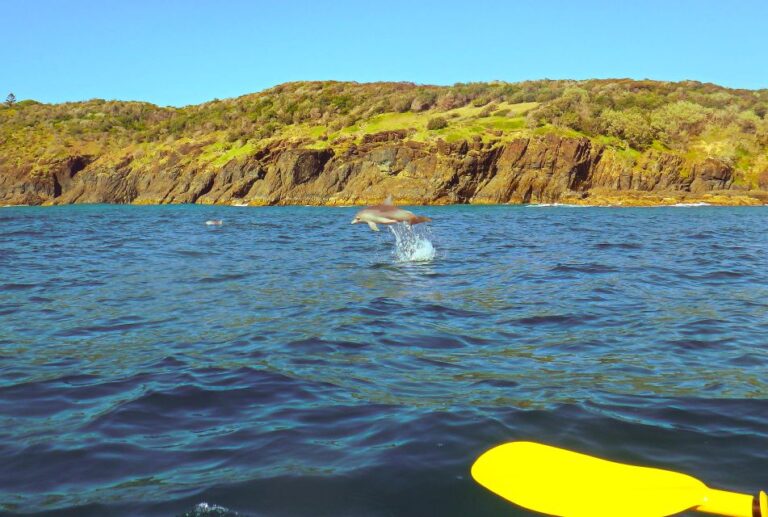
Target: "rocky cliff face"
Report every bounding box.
[1,134,764,206]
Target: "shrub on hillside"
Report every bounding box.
[427,117,448,130]
[650,101,712,147]
[598,108,654,149]
[479,104,497,117]
[410,93,436,112]
[526,87,594,132]
[436,93,468,111]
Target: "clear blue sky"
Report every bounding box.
[2,0,767,106]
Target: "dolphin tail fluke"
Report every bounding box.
[408,215,432,225]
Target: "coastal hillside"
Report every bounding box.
[2,79,768,206]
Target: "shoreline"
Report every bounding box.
[3,197,767,209]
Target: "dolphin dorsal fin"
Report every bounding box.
[383,195,394,206]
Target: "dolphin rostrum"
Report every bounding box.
[351,196,432,231]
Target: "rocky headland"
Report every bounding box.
[2,80,767,206]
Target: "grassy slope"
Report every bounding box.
[1,80,767,189]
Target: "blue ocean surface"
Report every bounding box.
[0,204,766,516]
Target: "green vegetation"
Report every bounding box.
[2,79,767,187]
[427,116,448,130]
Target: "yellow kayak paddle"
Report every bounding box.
[472,441,766,517]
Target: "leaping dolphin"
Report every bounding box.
[351,196,432,231]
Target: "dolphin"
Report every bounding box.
[351,196,432,231]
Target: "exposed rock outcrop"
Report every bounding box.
[1,135,763,206]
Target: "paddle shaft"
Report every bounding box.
[696,489,767,517]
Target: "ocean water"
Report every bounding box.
[0,204,767,516]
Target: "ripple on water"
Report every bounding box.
[0,205,767,515]
[550,263,620,274]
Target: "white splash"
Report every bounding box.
[388,223,435,262]
[670,202,711,207]
[191,502,235,515]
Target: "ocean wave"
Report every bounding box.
[2,204,767,515]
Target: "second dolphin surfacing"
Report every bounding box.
[351,196,432,231]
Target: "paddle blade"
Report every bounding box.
[472,442,708,517]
